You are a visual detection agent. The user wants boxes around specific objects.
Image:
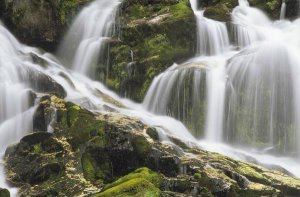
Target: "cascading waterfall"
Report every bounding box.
[224,41,300,154]
[0,23,40,195]
[144,0,231,139]
[2,0,300,194]
[144,0,300,160]
[143,63,208,138]
[58,0,120,77]
[231,0,271,48]
[190,0,230,55]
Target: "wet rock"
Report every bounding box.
[107,0,196,101]
[26,69,66,98]
[0,188,10,197]
[0,0,91,51]
[5,97,300,196]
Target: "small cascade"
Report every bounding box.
[143,63,207,137]
[232,0,271,48]
[204,56,228,142]
[280,0,286,20]
[224,42,300,154]
[0,23,37,195]
[190,0,230,56]
[58,0,120,76]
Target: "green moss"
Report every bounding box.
[194,173,202,180]
[82,153,96,181]
[81,152,109,183]
[107,0,196,101]
[59,0,90,25]
[132,136,152,156]
[104,167,161,190]
[0,188,10,197]
[33,143,42,154]
[94,168,161,197]
[94,178,160,197]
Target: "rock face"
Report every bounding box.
[0,0,91,51]
[5,95,300,196]
[106,0,197,101]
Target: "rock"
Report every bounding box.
[0,188,10,197]
[5,97,300,196]
[0,0,91,51]
[106,0,196,101]
[26,69,66,98]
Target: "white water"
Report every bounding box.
[143,0,300,175]
[190,0,230,55]
[58,0,120,76]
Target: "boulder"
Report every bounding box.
[106,0,197,101]
[5,96,300,196]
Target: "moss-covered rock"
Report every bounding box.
[93,167,162,197]
[0,188,10,197]
[106,0,196,101]
[202,0,298,21]
[5,96,300,196]
[0,0,91,51]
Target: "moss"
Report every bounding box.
[33,143,42,154]
[194,173,202,180]
[82,153,96,181]
[0,188,10,197]
[59,0,90,25]
[94,168,161,197]
[204,4,231,22]
[132,135,152,156]
[94,178,160,197]
[104,167,161,190]
[107,0,196,101]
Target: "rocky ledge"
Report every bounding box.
[3,95,300,196]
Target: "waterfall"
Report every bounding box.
[144,0,300,157]
[2,0,300,194]
[58,0,120,77]
[143,63,208,138]
[190,0,230,56]
[280,0,286,20]
[231,0,270,48]
[224,42,300,154]
[0,23,39,196]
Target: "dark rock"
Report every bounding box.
[0,188,10,197]
[26,69,66,98]
[0,0,91,51]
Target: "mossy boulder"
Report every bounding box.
[5,95,300,196]
[0,188,10,197]
[106,0,196,101]
[93,167,162,197]
[0,0,91,51]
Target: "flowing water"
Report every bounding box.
[1,0,300,195]
[280,0,286,20]
[58,0,120,77]
[144,0,300,169]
